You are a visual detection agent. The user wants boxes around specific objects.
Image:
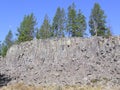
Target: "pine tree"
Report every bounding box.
[67,3,77,37]
[75,9,87,37]
[67,3,86,37]
[89,3,110,36]
[1,43,8,57]
[1,30,14,57]
[5,30,13,48]
[36,15,51,39]
[17,13,37,42]
[52,7,66,37]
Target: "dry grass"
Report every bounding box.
[0,82,120,90]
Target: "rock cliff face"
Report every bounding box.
[0,36,120,86]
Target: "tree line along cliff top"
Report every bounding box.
[0,2,112,57]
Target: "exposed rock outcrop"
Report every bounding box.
[0,36,120,86]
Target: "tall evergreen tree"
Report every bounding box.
[67,3,77,37]
[1,30,14,57]
[36,15,51,39]
[17,13,37,42]
[1,43,8,57]
[75,9,87,37]
[52,7,66,37]
[4,30,14,48]
[67,3,86,37]
[89,3,110,36]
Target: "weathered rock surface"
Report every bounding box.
[0,36,120,86]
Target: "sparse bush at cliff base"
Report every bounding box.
[0,83,120,90]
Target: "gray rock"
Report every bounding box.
[0,36,120,86]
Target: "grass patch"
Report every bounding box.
[0,82,120,90]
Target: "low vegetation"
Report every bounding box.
[0,82,120,90]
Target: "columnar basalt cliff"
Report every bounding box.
[0,36,120,86]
